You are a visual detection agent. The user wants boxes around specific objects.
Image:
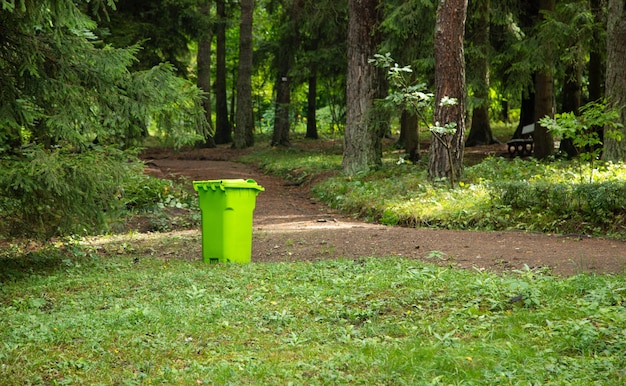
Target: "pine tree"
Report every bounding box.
[0,1,209,238]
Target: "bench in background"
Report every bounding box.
[507,123,535,157]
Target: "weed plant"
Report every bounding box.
[1,245,624,384]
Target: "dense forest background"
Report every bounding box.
[1,0,625,238]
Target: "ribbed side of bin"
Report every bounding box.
[193,179,264,264]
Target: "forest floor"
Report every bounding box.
[139,142,626,277]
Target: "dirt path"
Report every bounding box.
[143,147,626,276]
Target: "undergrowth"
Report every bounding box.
[242,145,626,238]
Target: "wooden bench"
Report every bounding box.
[507,123,534,157]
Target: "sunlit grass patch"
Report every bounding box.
[311,155,626,237]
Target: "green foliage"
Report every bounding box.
[121,172,197,213]
[0,147,134,239]
[369,52,434,125]
[0,2,209,238]
[1,251,624,384]
[311,155,626,237]
[539,100,623,182]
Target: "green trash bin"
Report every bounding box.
[193,179,264,264]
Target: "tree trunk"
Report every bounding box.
[559,63,582,157]
[401,109,420,163]
[197,1,215,148]
[513,85,535,138]
[465,0,493,147]
[272,70,292,147]
[214,0,232,144]
[532,0,555,159]
[271,0,303,147]
[343,0,384,175]
[603,0,626,161]
[428,0,468,182]
[588,0,605,102]
[306,72,319,139]
[234,0,254,149]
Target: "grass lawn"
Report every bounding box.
[1,241,625,384]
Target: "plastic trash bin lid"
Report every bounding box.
[193,179,265,192]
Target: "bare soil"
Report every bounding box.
[140,143,626,277]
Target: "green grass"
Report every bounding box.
[1,245,625,384]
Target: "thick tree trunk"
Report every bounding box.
[428,0,468,182]
[465,0,493,147]
[343,0,384,175]
[603,0,626,161]
[197,1,215,148]
[214,0,232,144]
[234,0,255,149]
[532,0,555,159]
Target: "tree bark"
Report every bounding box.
[559,63,582,157]
[513,85,535,139]
[197,1,216,148]
[234,0,255,149]
[532,0,555,159]
[271,0,304,147]
[306,72,319,139]
[465,0,494,147]
[603,0,626,161]
[401,110,420,163]
[428,0,468,182]
[588,0,605,102]
[343,0,384,175]
[214,0,232,144]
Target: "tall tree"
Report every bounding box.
[343,0,385,175]
[306,57,319,139]
[588,0,605,102]
[299,0,349,140]
[429,0,468,182]
[533,0,556,159]
[271,0,304,147]
[214,0,233,144]
[603,0,626,160]
[197,0,216,148]
[465,0,494,147]
[234,0,255,148]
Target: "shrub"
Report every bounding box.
[0,146,135,239]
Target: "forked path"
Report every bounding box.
[144,147,626,276]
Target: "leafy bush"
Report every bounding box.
[0,146,134,239]
[121,173,196,213]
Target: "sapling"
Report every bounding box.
[369,53,459,188]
